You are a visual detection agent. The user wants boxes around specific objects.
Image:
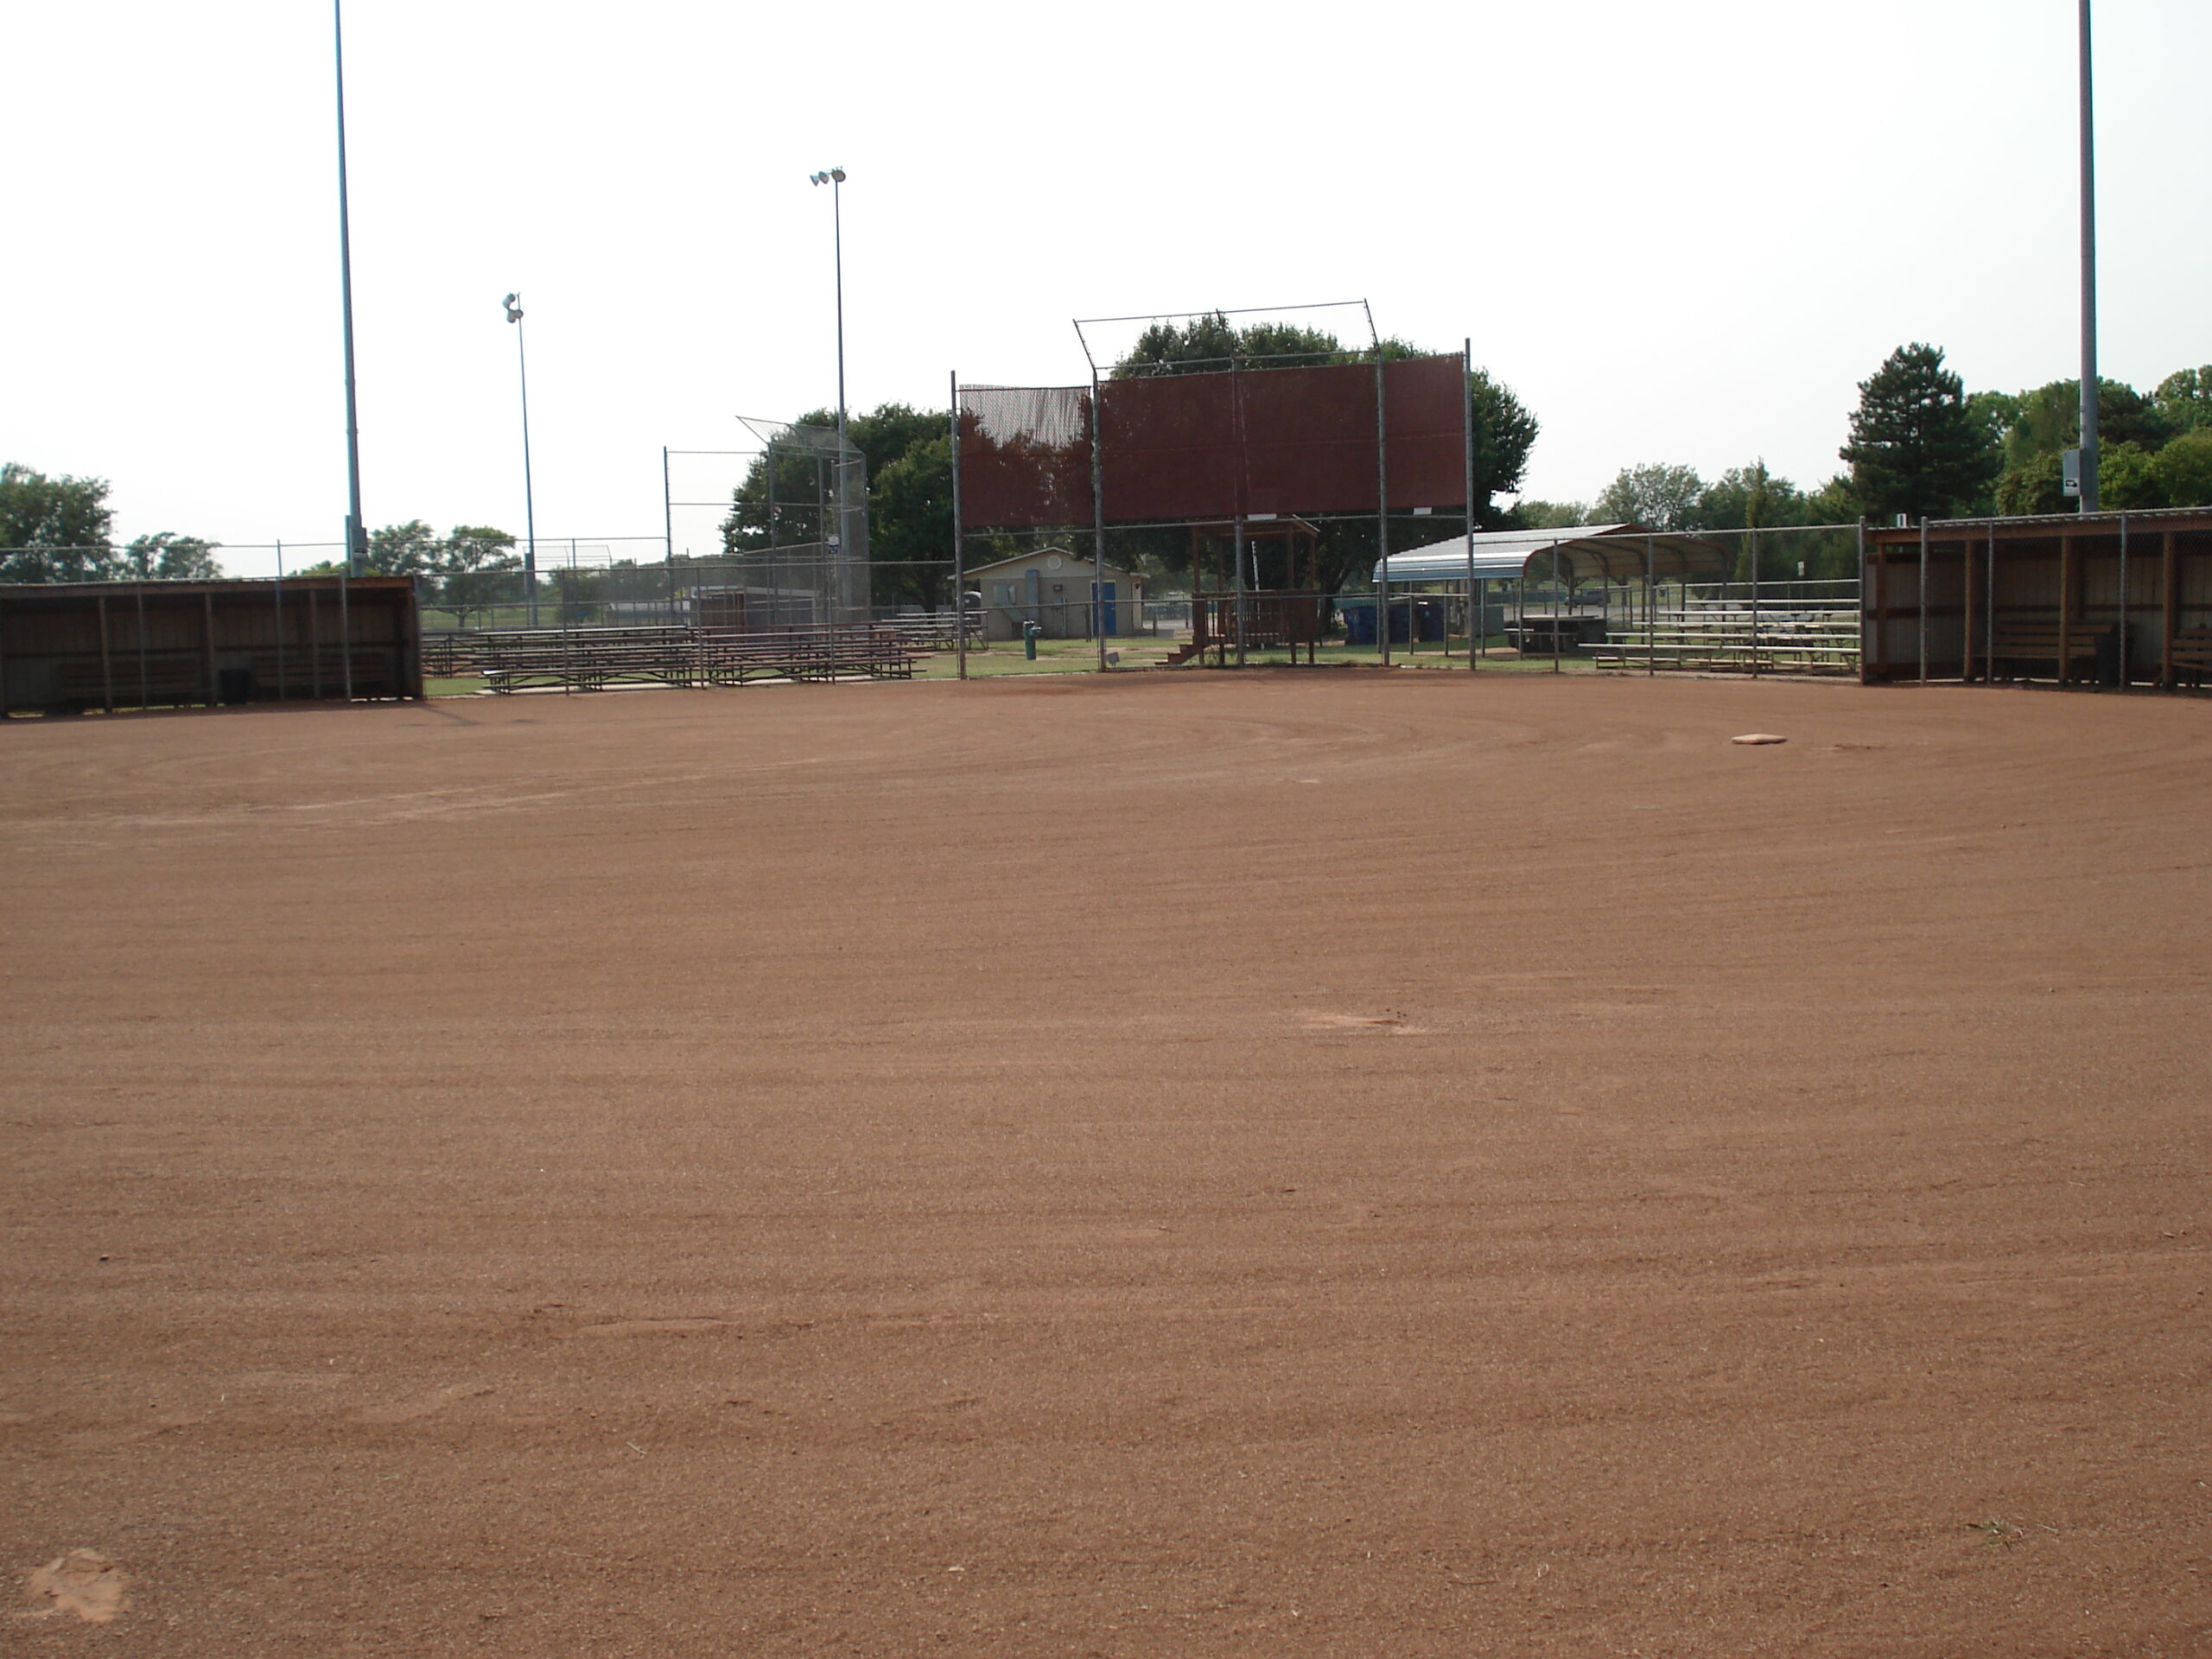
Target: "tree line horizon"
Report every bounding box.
[5,325,2207,596]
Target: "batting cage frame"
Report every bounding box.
[950,302,1480,678]
[709,416,872,629]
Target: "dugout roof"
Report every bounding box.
[1377,524,1732,585]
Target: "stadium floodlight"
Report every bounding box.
[503,290,539,626]
[333,0,365,589]
[810,167,850,591]
[2076,0,2100,512]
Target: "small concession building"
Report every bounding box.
[1863,508,2212,688]
[0,575,423,715]
[967,549,1145,641]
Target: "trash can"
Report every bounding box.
[1342,600,1411,645]
[2094,626,2122,687]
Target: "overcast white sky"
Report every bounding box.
[6,0,2209,575]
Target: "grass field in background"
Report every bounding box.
[426,640,1592,696]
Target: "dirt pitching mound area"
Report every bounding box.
[3,671,2207,1656]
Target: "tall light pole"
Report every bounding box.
[333,0,365,579]
[2077,0,2100,512]
[504,293,539,628]
[810,167,849,618]
[808,168,849,452]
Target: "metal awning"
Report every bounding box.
[1377,524,1731,585]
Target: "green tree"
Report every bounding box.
[1513,499,1589,529]
[1967,388,2022,460]
[1994,453,2067,517]
[2099,442,2166,511]
[124,532,222,579]
[2151,429,2212,507]
[868,435,952,607]
[1595,462,1706,530]
[1694,461,1827,578]
[365,519,444,576]
[2152,366,2212,436]
[436,525,520,627]
[1466,369,1538,529]
[1991,430,2185,515]
[1838,343,2000,520]
[719,404,958,611]
[1110,314,1347,377]
[1697,461,1808,532]
[1998,378,2172,469]
[0,462,118,581]
[721,406,931,554]
[1804,474,1861,524]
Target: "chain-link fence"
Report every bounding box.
[1368,523,1864,676]
[2,520,1869,685]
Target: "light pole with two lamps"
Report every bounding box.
[503,292,539,628]
[810,167,849,619]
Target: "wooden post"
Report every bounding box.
[399,582,423,699]
[2162,531,2178,689]
[1917,519,1929,683]
[1869,544,1886,679]
[1986,523,1997,685]
[1961,529,1979,683]
[2057,535,2074,686]
[202,590,219,706]
[2118,514,2130,689]
[136,584,149,709]
[309,586,322,701]
[98,594,116,714]
[274,558,286,703]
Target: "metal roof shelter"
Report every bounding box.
[1376,524,1732,586]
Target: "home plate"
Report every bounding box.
[1731,733,1788,746]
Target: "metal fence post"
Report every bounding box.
[1375,350,1390,666]
[1234,515,1248,668]
[1645,535,1656,677]
[1463,338,1477,671]
[1856,517,1869,676]
[1091,368,1108,673]
[1553,548,1563,674]
[662,447,677,626]
[1749,526,1762,679]
[950,372,967,681]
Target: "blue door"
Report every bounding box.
[1101,582,1118,636]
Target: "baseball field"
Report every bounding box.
[4,671,2207,1655]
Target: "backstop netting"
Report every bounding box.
[957,358,1467,531]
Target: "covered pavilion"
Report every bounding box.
[1376,524,1732,655]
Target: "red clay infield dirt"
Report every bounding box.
[3,671,2208,1656]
